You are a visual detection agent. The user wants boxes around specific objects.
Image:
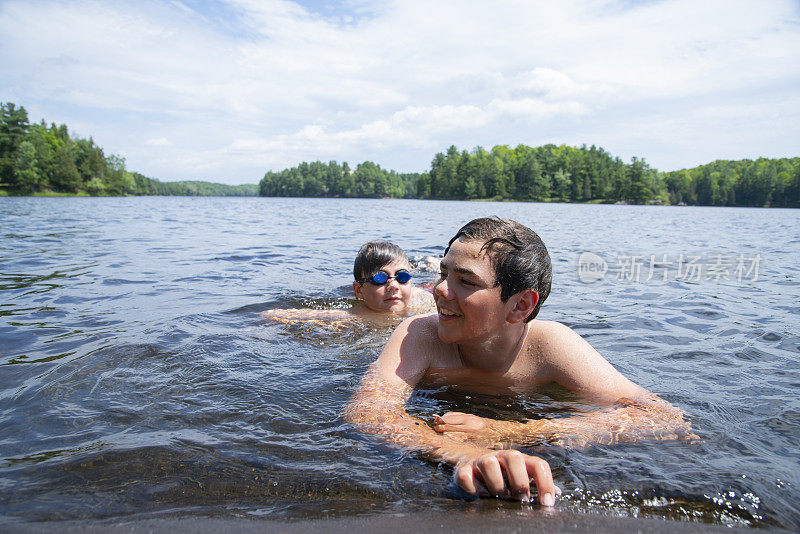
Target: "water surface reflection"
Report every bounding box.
[0,197,798,528]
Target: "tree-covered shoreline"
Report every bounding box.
[3,101,797,206]
[259,145,800,208]
[0,103,256,197]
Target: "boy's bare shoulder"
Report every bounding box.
[387,313,449,358]
[529,319,577,343]
[527,320,592,363]
[374,313,447,383]
[395,312,440,343]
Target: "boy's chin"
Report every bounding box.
[436,323,461,344]
[383,301,407,313]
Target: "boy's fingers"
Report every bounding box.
[433,413,468,432]
[434,412,487,435]
[454,462,488,496]
[475,455,506,496]
[455,453,556,504]
[432,417,448,433]
[524,455,556,506]
[438,412,468,423]
[498,451,531,501]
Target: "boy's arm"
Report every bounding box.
[434,321,696,447]
[261,308,354,329]
[345,314,557,504]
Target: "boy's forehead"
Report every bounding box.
[380,258,411,270]
[446,238,487,258]
[442,239,493,272]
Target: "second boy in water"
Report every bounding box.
[262,240,435,326]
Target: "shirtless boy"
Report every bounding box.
[262,241,435,327]
[346,217,694,505]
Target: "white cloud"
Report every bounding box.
[488,98,588,119]
[508,68,615,100]
[222,98,589,167]
[0,0,798,182]
[222,104,485,162]
[146,137,172,147]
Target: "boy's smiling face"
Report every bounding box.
[353,259,413,313]
[434,238,513,344]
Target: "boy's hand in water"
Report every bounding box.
[434,405,700,449]
[434,412,494,435]
[454,449,557,505]
[437,415,561,503]
[434,412,557,449]
[433,412,526,440]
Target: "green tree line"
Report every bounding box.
[662,158,800,208]
[0,102,257,196]
[420,144,659,203]
[4,101,797,206]
[130,175,257,196]
[259,160,419,198]
[260,144,800,207]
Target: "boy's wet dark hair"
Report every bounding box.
[353,241,409,282]
[445,217,552,322]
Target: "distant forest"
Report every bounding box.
[2,101,798,206]
[260,145,800,208]
[0,102,257,197]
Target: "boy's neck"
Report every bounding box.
[456,322,530,372]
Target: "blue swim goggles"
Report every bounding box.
[358,270,412,286]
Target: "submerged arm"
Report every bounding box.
[345,368,494,464]
[261,307,354,329]
[435,394,695,449]
[434,321,697,448]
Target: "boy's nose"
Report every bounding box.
[434,277,452,299]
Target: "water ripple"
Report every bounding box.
[1,198,799,528]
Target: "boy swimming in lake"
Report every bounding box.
[350,240,437,317]
[346,217,694,505]
[262,240,436,327]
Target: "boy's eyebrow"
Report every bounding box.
[453,266,479,277]
[440,260,482,279]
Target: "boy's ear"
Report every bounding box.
[507,289,539,323]
[352,281,363,300]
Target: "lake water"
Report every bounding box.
[1,197,798,529]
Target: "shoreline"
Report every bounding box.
[1,192,791,208]
[2,510,758,534]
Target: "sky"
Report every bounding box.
[1,0,799,185]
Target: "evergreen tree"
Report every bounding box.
[0,102,30,185]
[14,140,39,192]
[627,157,654,204]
